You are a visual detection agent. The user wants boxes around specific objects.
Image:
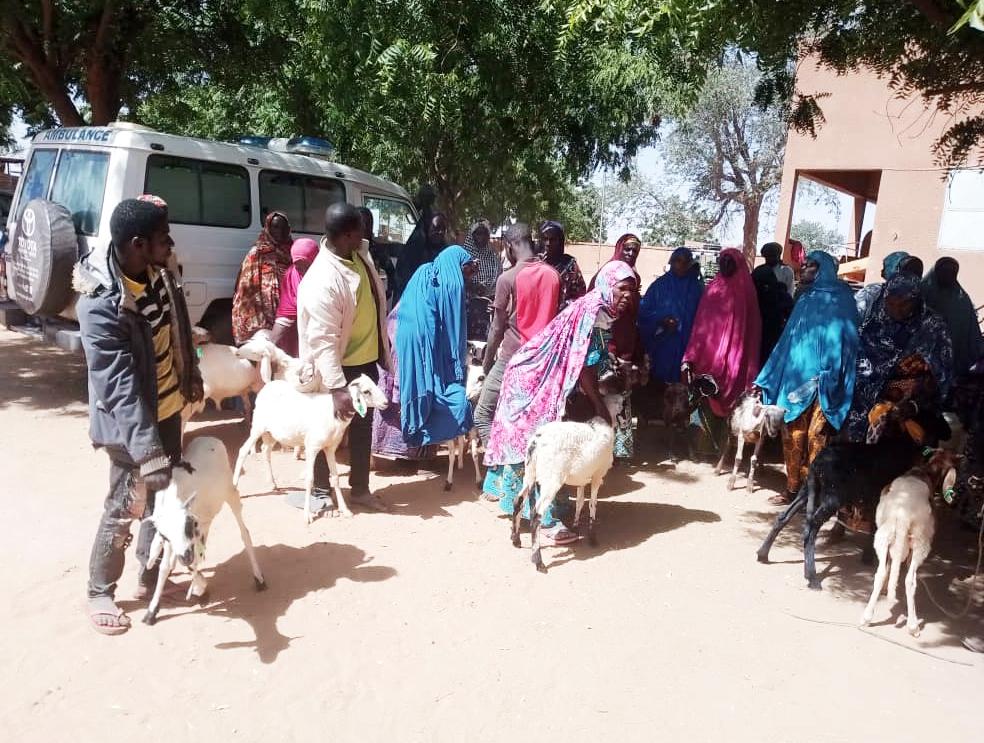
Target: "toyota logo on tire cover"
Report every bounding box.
[22,208,36,237]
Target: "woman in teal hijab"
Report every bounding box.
[396,245,476,447]
[755,251,860,504]
[854,251,923,323]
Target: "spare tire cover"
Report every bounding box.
[9,199,79,315]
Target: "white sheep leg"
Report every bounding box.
[588,476,603,546]
[232,430,262,487]
[444,438,459,491]
[303,448,317,525]
[470,434,482,486]
[728,436,745,491]
[886,539,909,604]
[573,486,586,533]
[714,435,731,475]
[861,531,891,626]
[143,541,175,625]
[457,435,465,469]
[905,543,930,636]
[747,435,766,494]
[530,482,561,573]
[261,433,278,490]
[227,492,266,590]
[324,449,352,518]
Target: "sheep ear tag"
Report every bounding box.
[922,446,935,460]
[353,395,368,418]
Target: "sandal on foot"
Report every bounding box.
[478,491,500,503]
[539,525,579,547]
[88,597,131,636]
[768,493,792,506]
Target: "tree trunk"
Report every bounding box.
[741,199,761,267]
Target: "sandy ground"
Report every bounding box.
[1,327,982,743]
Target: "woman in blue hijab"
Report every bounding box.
[638,247,704,385]
[754,251,860,505]
[396,245,475,446]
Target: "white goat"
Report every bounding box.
[232,375,388,524]
[444,356,487,491]
[510,394,623,573]
[715,394,786,493]
[861,449,960,636]
[143,436,265,625]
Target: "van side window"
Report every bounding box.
[259,170,345,233]
[145,155,251,228]
[50,150,110,235]
[15,149,58,221]
[363,196,416,244]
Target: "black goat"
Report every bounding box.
[756,436,922,590]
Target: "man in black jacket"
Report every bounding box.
[76,198,202,634]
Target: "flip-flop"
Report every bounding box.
[284,490,336,514]
[768,493,791,506]
[539,526,579,546]
[88,597,131,636]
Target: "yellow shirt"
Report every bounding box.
[341,255,380,366]
[122,271,185,421]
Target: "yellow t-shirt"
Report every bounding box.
[122,271,185,422]
[341,255,380,366]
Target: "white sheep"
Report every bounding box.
[509,394,623,573]
[232,375,388,524]
[860,449,960,636]
[181,342,269,432]
[143,436,265,625]
[444,355,487,491]
[715,394,786,493]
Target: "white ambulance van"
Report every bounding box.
[2,123,416,349]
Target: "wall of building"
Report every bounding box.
[775,56,984,304]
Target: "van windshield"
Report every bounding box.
[15,148,109,236]
[16,149,57,222]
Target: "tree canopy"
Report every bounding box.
[1,1,703,226]
[565,0,984,166]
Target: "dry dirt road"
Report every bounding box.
[1,328,981,743]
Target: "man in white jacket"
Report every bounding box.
[298,202,391,511]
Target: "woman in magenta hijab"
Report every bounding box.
[682,248,762,422]
[271,238,319,357]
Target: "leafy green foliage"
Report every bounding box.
[791,219,845,254]
[136,0,695,226]
[564,0,984,166]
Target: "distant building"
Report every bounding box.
[774,56,984,303]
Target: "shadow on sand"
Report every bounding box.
[743,507,984,649]
[0,332,88,415]
[136,542,396,663]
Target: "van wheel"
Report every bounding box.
[198,299,233,346]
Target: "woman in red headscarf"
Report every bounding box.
[271,237,320,356]
[588,233,645,458]
[232,211,293,344]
